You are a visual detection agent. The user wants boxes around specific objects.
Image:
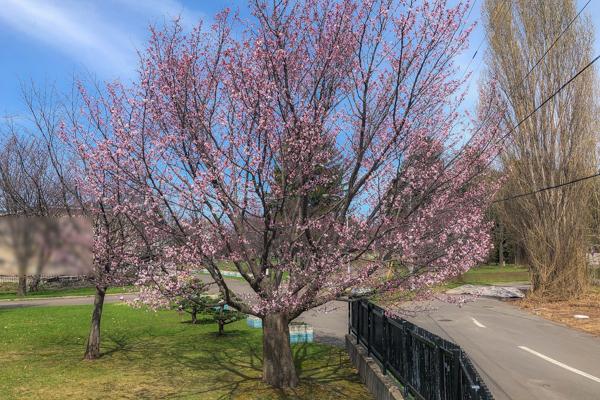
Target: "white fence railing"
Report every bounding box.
[0,275,87,284]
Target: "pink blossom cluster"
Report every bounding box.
[63,0,499,318]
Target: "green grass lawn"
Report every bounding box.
[445,264,530,288]
[0,284,136,301]
[0,304,371,400]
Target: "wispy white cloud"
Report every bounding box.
[0,0,205,78]
[0,0,136,76]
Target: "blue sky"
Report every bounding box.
[1,0,598,119]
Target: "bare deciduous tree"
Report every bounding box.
[2,83,136,359]
[0,132,59,295]
[482,0,598,298]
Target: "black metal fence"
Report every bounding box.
[349,299,494,400]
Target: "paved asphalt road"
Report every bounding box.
[403,298,600,400]
[2,280,599,400]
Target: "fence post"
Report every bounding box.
[382,314,388,375]
[356,301,361,345]
[402,321,410,399]
[471,384,481,400]
[348,300,351,335]
[451,349,462,400]
[366,302,372,357]
[433,345,441,400]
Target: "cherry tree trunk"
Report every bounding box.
[17,274,27,296]
[262,313,298,388]
[84,286,106,360]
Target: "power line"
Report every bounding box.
[519,0,591,86]
[467,0,591,141]
[449,1,597,204]
[485,52,600,203]
[466,48,600,177]
[499,52,600,143]
[482,5,600,203]
[465,0,478,21]
[493,170,600,203]
[466,0,590,84]
[461,0,511,79]
[443,17,597,199]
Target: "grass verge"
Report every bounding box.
[0,304,371,400]
[444,264,530,289]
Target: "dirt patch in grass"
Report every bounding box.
[517,290,600,336]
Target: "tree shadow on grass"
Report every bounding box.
[51,328,156,361]
[291,343,365,399]
[0,303,37,310]
[101,331,143,358]
[53,323,365,399]
[171,336,364,400]
[180,319,214,325]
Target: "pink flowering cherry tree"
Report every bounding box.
[65,0,499,387]
[58,113,146,360]
[72,154,141,360]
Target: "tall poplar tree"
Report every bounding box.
[482,0,598,298]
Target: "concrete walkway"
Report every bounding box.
[0,293,137,308]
